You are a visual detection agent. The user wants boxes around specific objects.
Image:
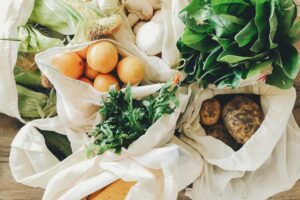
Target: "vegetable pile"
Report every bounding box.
[200,95,264,150]
[177,0,300,89]
[52,41,145,92]
[86,81,179,157]
[124,0,164,56]
[14,53,57,119]
[4,0,124,120]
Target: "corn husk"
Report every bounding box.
[17,85,57,119]
[18,25,64,53]
[29,0,83,35]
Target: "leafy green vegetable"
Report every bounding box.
[40,130,72,161]
[288,21,300,43]
[177,0,299,89]
[86,82,179,157]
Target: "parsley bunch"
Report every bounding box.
[86,82,179,157]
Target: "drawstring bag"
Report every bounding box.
[9,117,203,200]
[35,39,190,152]
[179,82,296,171]
[185,116,300,200]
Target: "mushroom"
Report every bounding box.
[133,21,146,34]
[127,13,139,27]
[124,0,153,21]
[146,0,162,10]
[136,21,163,56]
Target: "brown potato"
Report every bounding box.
[222,96,264,144]
[206,124,240,151]
[200,98,221,126]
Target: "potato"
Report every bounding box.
[222,96,264,144]
[200,98,221,126]
[51,53,84,79]
[206,124,240,151]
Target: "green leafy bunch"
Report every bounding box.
[178,0,299,89]
[86,82,179,158]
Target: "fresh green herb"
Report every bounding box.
[86,82,179,157]
[178,0,299,89]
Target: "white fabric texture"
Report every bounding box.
[9,117,203,200]
[35,39,189,152]
[185,116,300,200]
[178,82,300,199]
[161,0,189,68]
[9,117,87,188]
[42,137,203,200]
[0,0,35,121]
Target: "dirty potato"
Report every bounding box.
[200,98,221,126]
[222,96,264,144]
[206,124,240,150]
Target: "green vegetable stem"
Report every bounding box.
[177,0,300,89]
[86,82,179,158]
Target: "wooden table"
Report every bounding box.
[1,2,300,199]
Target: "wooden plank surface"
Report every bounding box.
[1,4,300,200]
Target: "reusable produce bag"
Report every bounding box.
[9,117,203,200]
[43,137,202,200]
[9,117,86,188]
[0,0,35,121]
[97,0,179,83]
[35,39,190,152]
[185,116,300,200]
[179,82,296,171]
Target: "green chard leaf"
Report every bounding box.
[250,0,270,53]
[268,0,278,49]
[211,0,249,16]
[287,20,300,43]
[176,0,300,89]
[234,19,258,47]
[245,59,273,79]
[179,0,213,33]
[181,28,218,52]
[203,46,222,70]
[275,0,297,35]
[217,42,269,64]
[277,40,300,79]
[210,14,247,37]
[266,49,298,89]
